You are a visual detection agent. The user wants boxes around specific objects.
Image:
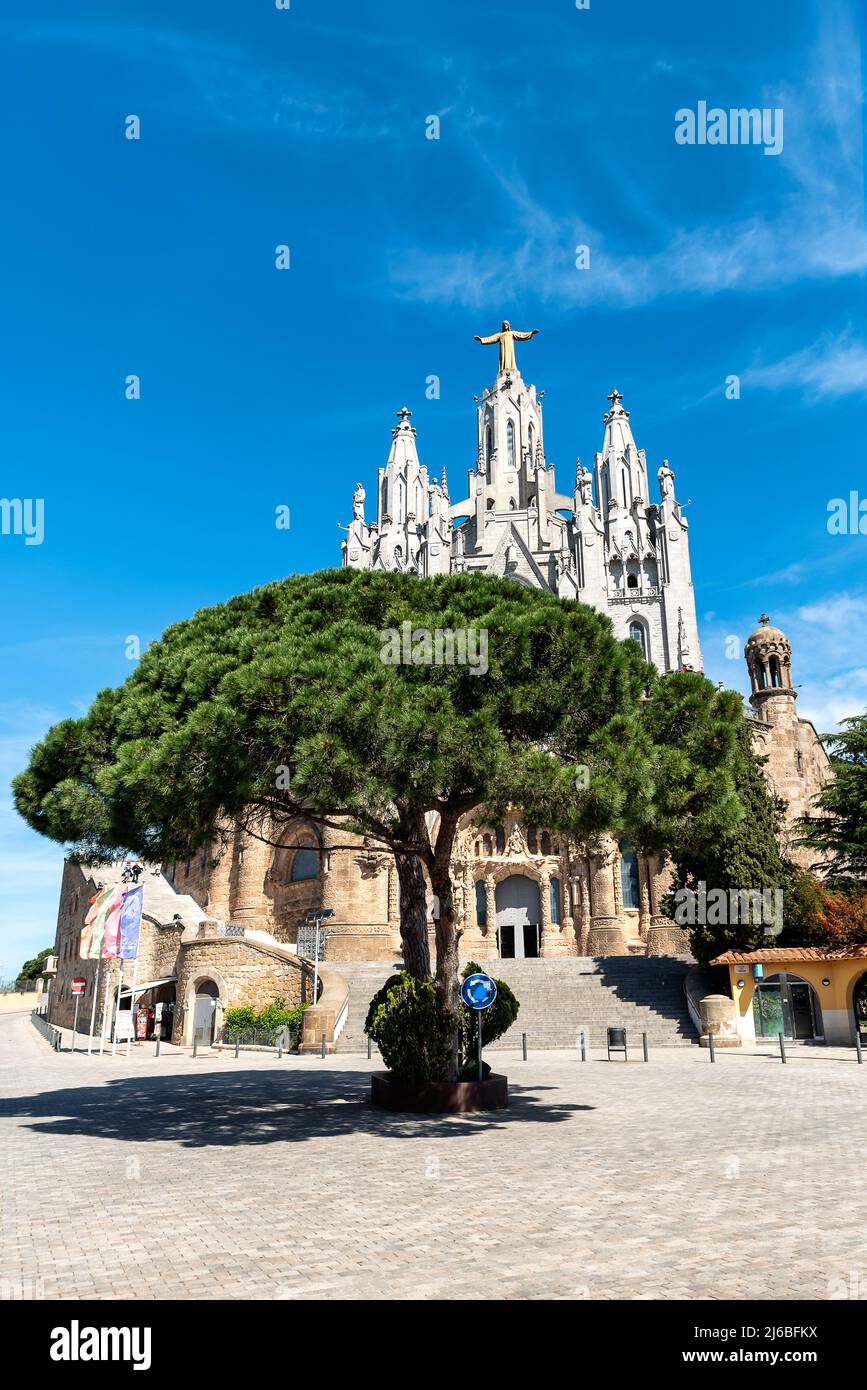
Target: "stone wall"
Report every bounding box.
[173,934,307,1044]
[749,699,831,872]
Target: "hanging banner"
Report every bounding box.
[118,885,144,961]
[80,885,113,960]
[99,887,126,958]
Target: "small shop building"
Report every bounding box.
[711,946,867,1046]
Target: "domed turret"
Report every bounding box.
[745,614,794,714]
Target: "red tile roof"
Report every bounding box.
[712,945,867,964]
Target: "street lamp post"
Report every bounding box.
[304,909,335,1004]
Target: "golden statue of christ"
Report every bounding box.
[474,320,540,374]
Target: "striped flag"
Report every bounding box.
[100,887,126,959]
[80,885,114,960]
[119,886,144,960]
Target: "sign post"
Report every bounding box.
[459,972,498,1081]
[70,977,86,1053]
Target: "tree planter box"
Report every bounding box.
[370,1070,508,1114]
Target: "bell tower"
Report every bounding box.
[745,615,795,725]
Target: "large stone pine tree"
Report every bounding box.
[14,568,744,1077]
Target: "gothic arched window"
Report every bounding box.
[528,423,535,459]
[291,848,319,882]
[483,834,492,856]
[485,425,493,481]
[507,420,516,468]
[619,841,640,909]
[527,827,537,853]
[495,827,506,854]
[628,620,647,658]
[540,831,552,856]
[627,574,638,589]
[475,880,487,928]
[550,877,561,925]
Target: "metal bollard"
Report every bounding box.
[857,1032,863,1065]
[522,1032,528,1062]
[235,1038,240,1060]
[193,1036,198,1059]
[778,1031,787,1064]
[367,1036,372,1060]
[155,1035,161,1058]
[320,1035,326,1059]
[580,1029,587,1062]
[278,1044,283,1061]
[708,1031,715,1064]
[642,1032,649,1063]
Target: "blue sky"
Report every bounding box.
[1,0,865,977]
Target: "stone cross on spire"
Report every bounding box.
[607,388,624,407]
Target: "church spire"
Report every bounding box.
[601,388,638,461]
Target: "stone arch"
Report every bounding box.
[181,967,229,1046]
[270,820,323,887]
[849,970,867,1034]
[494,871,542,959]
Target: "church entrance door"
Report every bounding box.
[495,876,541,959]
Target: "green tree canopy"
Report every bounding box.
[796,713,867,880]
[665,721,822,967]
[14,567,746,1075]
[17,948,53,983]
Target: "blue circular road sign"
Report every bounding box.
[460,972,497,1010]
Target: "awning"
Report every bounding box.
[119,976,176,998]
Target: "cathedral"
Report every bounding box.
[42,327,831,1044]
[341,322,701,676]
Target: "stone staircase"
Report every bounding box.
[330,956,697,1052]
[331,961,404,1052]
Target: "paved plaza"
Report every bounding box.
[1,1011,864,1301]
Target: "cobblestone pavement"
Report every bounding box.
[1,1012,865,1301]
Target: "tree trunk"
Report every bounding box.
[430,815,462,1081]
[394,849,431,980]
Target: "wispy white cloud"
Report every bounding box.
[390,3,866,309]
[745,330,867,401]
[6,21,396,140]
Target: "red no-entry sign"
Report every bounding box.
[71,977,86,995]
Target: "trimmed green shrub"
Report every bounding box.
[364,973,456,1085]
[223,1006,257,1034]
[223,999,309,1049]
[457,961,519,1076]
